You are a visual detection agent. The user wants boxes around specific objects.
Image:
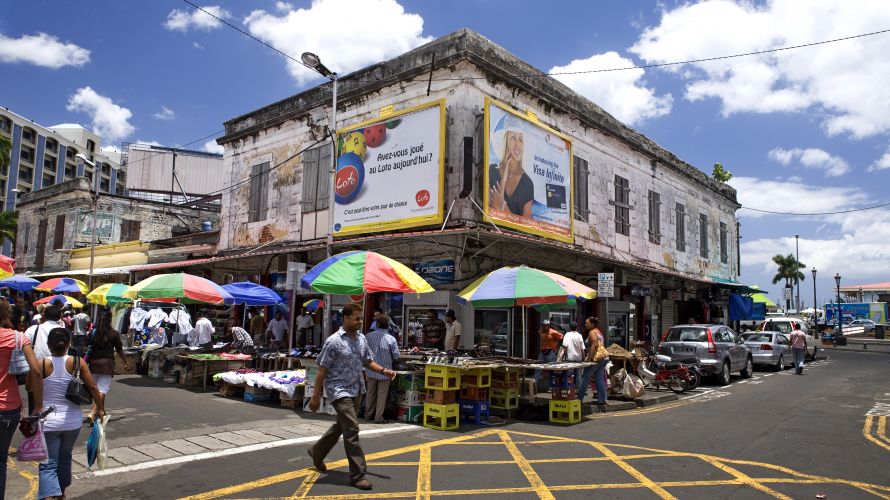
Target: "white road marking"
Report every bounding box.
[74,424,417,478]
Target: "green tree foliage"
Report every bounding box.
[712,162,733,182]
[771,253,806,285]
[0,211,17,243]
[0,136,10,169]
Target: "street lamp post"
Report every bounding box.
[834,272,845,346]
[811,268,817,328]
[302,52,338,341]
[859,287,863,303]
[795,234,800,312]
[75,153,100,293]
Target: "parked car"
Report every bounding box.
[761,317,809,334]
[490,322,509,356]
[848,319,876,332]
[742,331,795,371]
[659,324,753,386]
[745,328,819,361]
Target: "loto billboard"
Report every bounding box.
[484,98,574,243]
[332,100,445,237]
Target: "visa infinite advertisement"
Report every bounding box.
[332,100,445,236]
[484,98,574,243]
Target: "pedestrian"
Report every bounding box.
[307,302,396,490]
[86,310,129,423]
[370,308,401,342]
[38,327,104,500]
[559,321,585,390]
[296,308,314,347]
[249,308,266,347]
[789,322,807,375]
[443,309,462,351]
[0,299,43,500]
[584,320,610,408]
[364,314,399,423]
[578,317,604,402]
[229,319,254,350]
[534,320,564,391]
[71,307,92,355]
[422,309,446,349]
[29,305,65,414]
[266,310,289,349]
[191,311,214,348]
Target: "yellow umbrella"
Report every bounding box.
[87,283,133,306]
[34,295,84,308]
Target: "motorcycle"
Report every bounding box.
[638,351,696,394]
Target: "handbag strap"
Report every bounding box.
[70,351,81,380]
[14,329,22,351]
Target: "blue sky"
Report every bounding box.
[3,0,890,306]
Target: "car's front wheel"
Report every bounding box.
[717,361,731,386]
[740,357,753,379]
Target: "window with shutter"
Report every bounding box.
[614,175,630,236]
[675,203,686,252]
[648,190,661,244]
[52,214,65,250]
[248,162,271,222]
[301,148,319,212]
[34,219,47,269]
[573,156,589,222]
[720,222,728,264]
[699,213,709,258]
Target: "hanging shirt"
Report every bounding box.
[168,309,194,337]
[129,308,148,330]
[146,309,170,329]
[191,318,214,347]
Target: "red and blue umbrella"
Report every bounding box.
[457,265,596,307]
[34,294,85,308]
[303,299,324,312]
[0,256,14,280]
[36,277,89,294]
[125,273,234,305]
[301,251,434,295]
[222,282,283,306]
[0,274,40,292]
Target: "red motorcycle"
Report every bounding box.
[638,350,694,394]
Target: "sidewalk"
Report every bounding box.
[823,337,890,353]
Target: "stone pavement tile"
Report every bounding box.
[107,447,153,465]
[131,443,182,460]
[184,435,230,450]
[73,453,123,470]
[231,429,280,443]
[260,427,308,439]
[209,431,256,446]
[160,438,209,455]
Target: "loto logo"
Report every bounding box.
[335,166,359,197]
[415,189,430,207]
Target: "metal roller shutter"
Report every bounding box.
[659,299,676,346]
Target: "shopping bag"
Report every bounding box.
[86,420,100,468]
[17,423,48,462]
[97,415,110,470]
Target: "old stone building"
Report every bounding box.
[212,29,743,355]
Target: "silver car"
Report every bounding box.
[659,324,753,386]
[742,331,795,370]
[849,319,876,332]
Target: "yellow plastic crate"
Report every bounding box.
[460,368,491,388]
[424,365,461,390]
[490,388,519,409]
[549,399,582,424]
[423,402,459,431]
[492,368,519,384]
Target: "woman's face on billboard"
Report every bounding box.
[505,130,523,161]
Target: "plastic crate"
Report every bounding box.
[397,374,425,391]
[423,403,459,431]
[459,399,490,424]
[218,382,245,398]
[490,387,519,409]
[396,404,424,424]
[425,389,457,405]
[549,370,576,389]
[424,365,461,390]
[550,386,577,400]
[492,368,519,385]
[549,399,582,424]
[244,391,272,403]
[460,368,491,388]
[459,386,489,401]
[397,390,425,407]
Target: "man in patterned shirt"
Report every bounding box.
[308,302,395,491]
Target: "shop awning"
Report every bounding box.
[28,265,144,278]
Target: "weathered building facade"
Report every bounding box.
[215,29,742,355]
[15,178,219,273]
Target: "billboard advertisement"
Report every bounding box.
[78,211,114,240]
[413,259,455,285]
[484,97,573,243]
[332,100,445,237]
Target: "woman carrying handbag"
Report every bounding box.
[39,328,104,500]
[0,299,43,499]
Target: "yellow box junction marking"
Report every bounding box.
[864,415,890,452]
[183,429,890,500]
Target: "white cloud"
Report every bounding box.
[768,147,850,177]
[0,32,90,68]
[152,106,176,121]
[193,42,204,50]
[243,0,431,84]
[202,140,224,154]
[164,5,230,32]
[629,0,890,139]
[275,1,293,12]
[65,87,135,143]
[728,176,869,219]
[549,52,673,126]
[867,145,890,172]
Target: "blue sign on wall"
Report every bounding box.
[414,259,455,285]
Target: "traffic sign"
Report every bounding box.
[598,272,614,298]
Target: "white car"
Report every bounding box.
[760,317,819,360]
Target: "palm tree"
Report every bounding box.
[0,136,10,171]
[771,253,805,311]
[0,211,16,243]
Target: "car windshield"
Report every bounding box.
[665,327,707,342]
[745,333,773,342]
[764,322,792,333]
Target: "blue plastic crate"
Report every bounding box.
[244,392,272,403]
[458,399,490,424]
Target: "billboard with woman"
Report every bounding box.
[484,97,573,243]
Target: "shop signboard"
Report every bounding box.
[413,259,455,285]
[598,273,614,298]
[484,97,573,243]
[77,211,114,240]
[332,100,445,237]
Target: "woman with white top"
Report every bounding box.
[39,328,104,500]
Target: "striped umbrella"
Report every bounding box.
[303,299,325,312]
[87,283,133,306]
[124,273,234,305]
[457,265,596,307]
[301,251,435,295]
[36,277,89,294]
[34,295,84,308]
[0,256,14,280]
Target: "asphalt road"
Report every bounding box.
[15,349,890,499]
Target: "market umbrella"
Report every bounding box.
[301,251,435,295]
[34,295,84,308]
[0,274,40,292]
[222,282,283,306]
[35,277,89,294]
[457,265,596,357]
[749,285,777,308]
[87,283,133,306]
[0,255,14,280]
[303,299,324,312]
[124,273,234,305]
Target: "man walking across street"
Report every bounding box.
[308,302,396,490]
[364,314,399,423]
[790,323,807,375]
[444,309,462,351]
